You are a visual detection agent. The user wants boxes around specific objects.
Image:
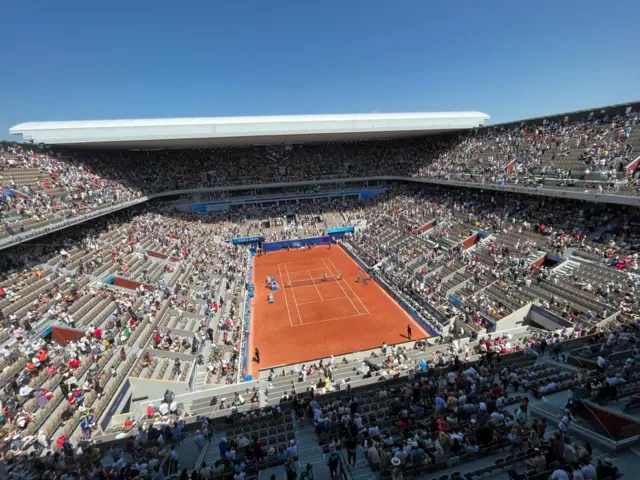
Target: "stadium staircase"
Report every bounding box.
[525,250,547,265]
[199,413,337,480]
[552,258,581,276]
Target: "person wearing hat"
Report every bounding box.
[123,416,133,430]
[267,447,277,461]
[526,448,547,473]
[596,458,619,480]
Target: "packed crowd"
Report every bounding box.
[1,108,638,241]
[295,327,630,480]
[0,171,639,476]
[191,325,632,480]
[345,184,640,336]
[0,205,251,456]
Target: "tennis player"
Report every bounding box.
[323,273,328,282]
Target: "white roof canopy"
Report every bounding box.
[10,111,490,149]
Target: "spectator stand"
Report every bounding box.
[0,104,638,252]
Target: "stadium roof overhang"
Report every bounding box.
[9,111,490,149]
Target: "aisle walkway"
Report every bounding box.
[259,414,332,480]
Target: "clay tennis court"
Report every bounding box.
[248,245,428,375]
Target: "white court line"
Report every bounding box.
[287,267,328,276]
[322,259,361,315]
[284,263,303,326]
[278,264,294,328]
[307,271,324,301]
[328,258,370,314]
[282,259,328,266]
[294,312,364,327]
[296,296,349,306]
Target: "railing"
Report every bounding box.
[338,449,354,480]
[0,196,148,250]
[373,273,441,336]
[239,249,253,382]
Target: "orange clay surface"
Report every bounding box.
[247,245,428,375]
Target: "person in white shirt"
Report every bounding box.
[19,385,33,397]
[597,355,608,371]
[550,467,570,480]
[225,447,236,461]
[37,429,48,449]
[286,440,297,457]
[463,367,478,377]
[354,414,363,430]
[606,375,626,386]
[558,409,572,434]
[489,412,505,425]
[159,403,169,415]
[579,463,597,480]
[540,382,557,394]
[341,414,351,426]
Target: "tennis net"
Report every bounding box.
[285,274,343,288]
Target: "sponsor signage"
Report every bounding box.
[232,236,264,245]
[327,226,355,234]
[262,236,331,252]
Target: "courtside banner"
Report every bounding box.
[263,236,331,252]
[326,226,355,234]
[232,236,264,245]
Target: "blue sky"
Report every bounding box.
[1,0,638,140]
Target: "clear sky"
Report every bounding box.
[1,0,638,140]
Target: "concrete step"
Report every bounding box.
[552,259,581,276]
[194,369,207,390]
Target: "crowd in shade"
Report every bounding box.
[1,109,639,238]
[298,324,637,480]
